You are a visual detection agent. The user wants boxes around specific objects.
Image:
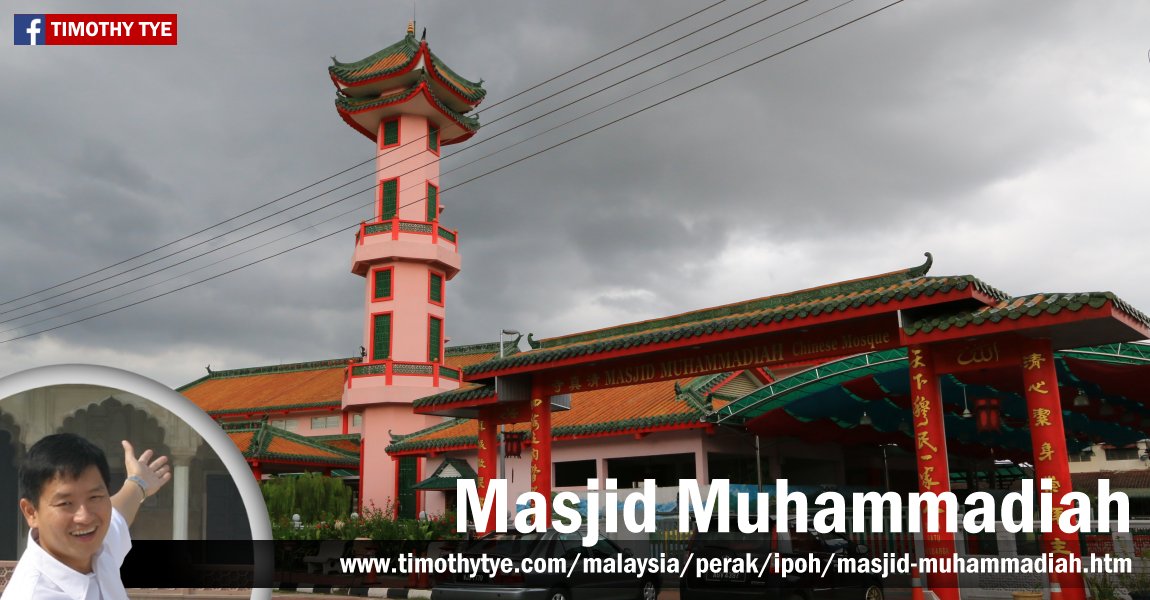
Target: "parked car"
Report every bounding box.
[431,530,660,600]
[679,518,882,600]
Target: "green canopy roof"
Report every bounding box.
[709,343,1150,460]
[412,457,477,491]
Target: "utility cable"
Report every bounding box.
[0,0,907,344]
[0,0,800,322]
[0,0,733,309]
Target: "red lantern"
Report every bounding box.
[503,431,526,458]
[975,397,1001,433]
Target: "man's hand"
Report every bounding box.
[113,440,173,525]
[122,440,172,498]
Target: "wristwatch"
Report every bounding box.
[127,475,149,504]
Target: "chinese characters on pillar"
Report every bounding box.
[1020,339,1084,600]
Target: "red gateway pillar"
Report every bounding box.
[530,384,552,518]
[1020,339,1086,600]
[908,345,960,600]
[476,417,498,533]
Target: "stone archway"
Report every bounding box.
[0,412,22,560]
[59,397,173,540]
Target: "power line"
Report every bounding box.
[0,0,907,344]
[0,0,734,310]
[0,0,798,323]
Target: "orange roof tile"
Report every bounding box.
[180,349,504,415]
[228,431,256,454]
[266,435,346,461]
[393,377,704,452]
[182,364,346,414]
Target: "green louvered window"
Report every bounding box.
[380,179,398,220]
[428,124,439,153]
[373,268,392,300]
[397,457,418,519]
[428,317,442,362]
[426,183,438,221]
[372,313,391,360]
[381,118,399,147]
[429,272,443,304]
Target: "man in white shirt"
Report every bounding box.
[1,433,172,600]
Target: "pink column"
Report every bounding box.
[1020,339,1086,600]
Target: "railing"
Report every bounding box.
[355,218,459,247]
[347,360,462,386]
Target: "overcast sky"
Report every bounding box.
[1,1,1148,388]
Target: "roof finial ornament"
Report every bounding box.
[205,364,213,375]
[407,20,415,35]
[909,252,934,278]
[421,28,427,41]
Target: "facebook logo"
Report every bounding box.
[14,14,46,45]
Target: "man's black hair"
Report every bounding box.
[19,433,112,506]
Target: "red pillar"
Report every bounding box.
[530,385,552,519]
[1020,339,1086,600]
[908,345,960,600]
[251,461,262,480]
[476,417,498,533]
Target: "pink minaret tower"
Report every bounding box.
[330,22,485,516]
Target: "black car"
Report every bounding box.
[679,519,882,600]
[432,530,660,600]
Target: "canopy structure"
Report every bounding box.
[710,343,1150,463]
[411,457,477,491]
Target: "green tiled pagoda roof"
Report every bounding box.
[904,292,1150,336]
[330,32,421,83]
[426,49,486,104]
[329,30,485,105]
[412,383,495,410]
[464,265,1006,375]
[335,73,480,131]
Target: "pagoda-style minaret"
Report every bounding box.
[330,22,485,516]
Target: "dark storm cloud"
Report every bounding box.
[1,0,1148,385]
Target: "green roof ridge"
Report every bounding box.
[245,421,359,463]
[329,32,421,82]
[193,357,355,382]
[903,291,1150,336]
[413,385,495,409]
[445,341,517,357]
[426,48,486,103]
[310,433,361,442]
[207,400,341,416]
[465,274,988,376]
[536,254,935,349]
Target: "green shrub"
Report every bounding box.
[261,473,354,523]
